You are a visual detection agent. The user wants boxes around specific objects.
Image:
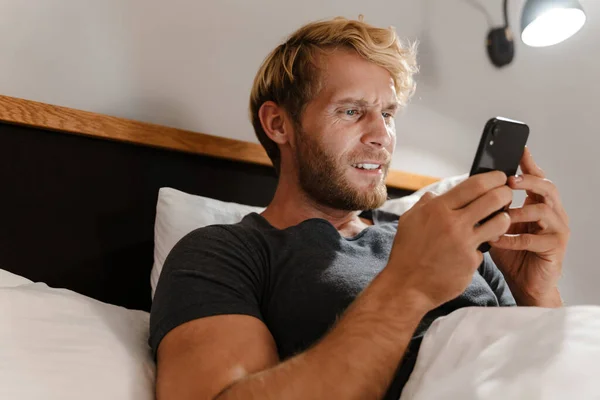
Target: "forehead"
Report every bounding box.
[315,49,398,105]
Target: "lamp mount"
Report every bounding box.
[486,0,514,68]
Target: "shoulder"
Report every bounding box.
[166,213,268,269]
[177,213,264,247]
[150,215,270,357]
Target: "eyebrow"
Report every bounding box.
[333,97,400,112]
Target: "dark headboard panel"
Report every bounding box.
[0,95,427,311]
[1,123,276,311]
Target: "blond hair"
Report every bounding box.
[249,16,418,174]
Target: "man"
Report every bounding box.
[150,16,570,400]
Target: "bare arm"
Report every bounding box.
[214,268,427,400]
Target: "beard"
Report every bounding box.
[294,125,390,211]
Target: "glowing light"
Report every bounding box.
[522,8,586,47]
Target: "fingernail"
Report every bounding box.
[513,175,523,183]
[490,237,500,242]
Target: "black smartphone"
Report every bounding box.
[469,117,529,252]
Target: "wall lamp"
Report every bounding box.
[487,0,587,67]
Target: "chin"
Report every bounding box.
[350,172,387,190]
[348,183,388,210]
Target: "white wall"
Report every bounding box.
[1,0,597,304]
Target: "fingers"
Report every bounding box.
[474,211,511,245]
[443,171,508,210]
[507,203,566,232]
[520,147,546,179]
[508,174,558,207]
[490,233,561,253]
[463,185,513,223]
[516,147,547,204]
[507,173,568,225]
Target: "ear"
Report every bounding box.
[258,101,292,146]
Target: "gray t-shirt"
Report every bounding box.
[150,209,515,399]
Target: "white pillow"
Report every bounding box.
[151,188,265,297]
[379,173,467,215]
[0,268,33,287]
[0,282,155,400]
[151,176,467,297]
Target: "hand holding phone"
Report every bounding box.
[469,117,529,252]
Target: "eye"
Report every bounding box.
[345,109,359,117]
[382,112,394,119]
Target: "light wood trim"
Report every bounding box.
[386,169,439,192]
[0,95,272,166]
[0,94,439,191]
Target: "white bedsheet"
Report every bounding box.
[0,282,155,400]
[401,306,600,400]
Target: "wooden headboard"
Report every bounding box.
[0,95,438,311]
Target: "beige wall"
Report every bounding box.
[1,0,597,303]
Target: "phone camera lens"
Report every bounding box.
[493,126,500,136]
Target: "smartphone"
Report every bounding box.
[469,117,529,252]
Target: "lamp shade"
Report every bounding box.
[521,0,586,47]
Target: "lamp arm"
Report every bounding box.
[503,0,510,28]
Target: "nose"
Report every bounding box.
[361,110,393,149]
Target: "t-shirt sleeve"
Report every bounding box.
[149,225,266,357]
[478,253,517,306]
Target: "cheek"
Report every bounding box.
[336,138,360,163]
[321,124,358,154]
[325,140,351,162]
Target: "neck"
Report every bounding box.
[261,173,371,235]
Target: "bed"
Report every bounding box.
[4,95,600,400]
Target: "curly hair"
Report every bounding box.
[249,16,418,174]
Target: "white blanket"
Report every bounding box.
[400,306,600,400]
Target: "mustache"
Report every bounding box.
[348,151,391,166]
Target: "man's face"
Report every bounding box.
[293,49,398,211]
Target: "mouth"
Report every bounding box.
[351,162,384,175]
